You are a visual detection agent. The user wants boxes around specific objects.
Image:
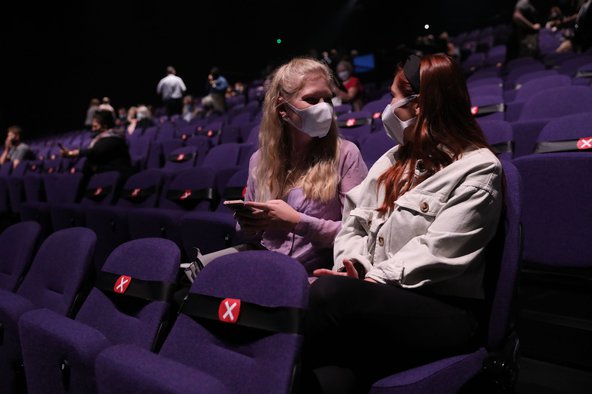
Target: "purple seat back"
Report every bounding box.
[118,169,164,208]
[360,131,395,168]
[163,146,198,171]
[45,173,84,203]
[16,227,96,315]
[514,75,571,102]
[0,221,42,291]
[478,120,514,160]
[515,152,592,268]
[81,171,121,207]
[518,86,592,121]
[75,238,180,347]
[159,251,308,393]
[201,143,241,171]
[536,112,592,143]
[158,167,216,211]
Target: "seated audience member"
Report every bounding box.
[62,110,133,180]
[302,54,503,393]
[0,125,34,169]
[332,60,365,111]
[194,57,368,274]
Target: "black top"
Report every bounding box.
[79,136,132,177]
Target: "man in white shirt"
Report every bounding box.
[156,66,187,116]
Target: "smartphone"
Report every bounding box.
[223,200,254,214]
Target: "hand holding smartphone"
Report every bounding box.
[223,200,255,214]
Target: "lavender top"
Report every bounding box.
[240,139,368,273]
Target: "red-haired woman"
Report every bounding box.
[302,54,503,392]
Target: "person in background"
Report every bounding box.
[99,96,115,113]
[509,0,552,58]
[0,125,33,169]
[332,60,365,111]
[201,67,228,115]
[115,106,128,128]
[302,54,503,393]
[84,98,100,130]
[156,66,187,116]
[61,110,133,180]
[182,95,199,122]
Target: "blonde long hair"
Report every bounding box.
[253,58,341,202]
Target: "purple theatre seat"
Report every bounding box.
[20,173,84,235]
[19,238,181,394]
[0,221,42,292]
[85,169,166,269]
[0,227,96,393]
[127,167,216,255]
[50,171,121,231]
[469,85,503,99]
[5,160,30,215]
[162,145,199,172]
[337,110,373,146]
[369,160,522,393]
[200,142,241,174]
[513,114,592,369]
[179,168,249,257]
[95,250,309,394]
[477,119,514,160]
[504,75,572,121]
[511,86,592,157]
[360,131,396,168]
[485,45,507,66]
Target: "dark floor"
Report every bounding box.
[515,357,592,394]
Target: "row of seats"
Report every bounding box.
[0,156,521,393]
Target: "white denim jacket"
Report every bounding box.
[333,146,502,299]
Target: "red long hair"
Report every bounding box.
[377,54,491,214]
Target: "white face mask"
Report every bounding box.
[381,95,418,144]
[284,101,334,138]
[338,71,350,81]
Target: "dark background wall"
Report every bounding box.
[0,0,516,139]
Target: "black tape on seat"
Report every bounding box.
[535,137,592,153]
[575,70,592,78]
[168,152,195,163]
[337,117,372,128]
[491,141,514,155]
[121,185,157,203]
[84,185,112,201]
[166,188,214,209]
[95,271,177,302]
[472,103,505,117]
[182,293,304,334]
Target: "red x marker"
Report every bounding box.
[179,189,192,200]
[577,137,592,150]
[218,298,241,323]
[114,275,132,294]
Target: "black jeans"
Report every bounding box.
[301,276,483,393]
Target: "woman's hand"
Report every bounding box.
[313,259,377,283]
[244,200,300,232]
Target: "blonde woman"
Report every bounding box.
[223,57,367,273]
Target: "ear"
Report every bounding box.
[276,96,288,118]
[414,105,420,116]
